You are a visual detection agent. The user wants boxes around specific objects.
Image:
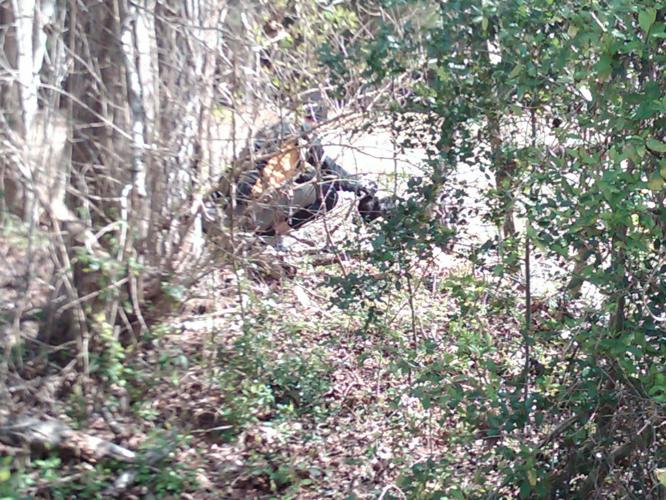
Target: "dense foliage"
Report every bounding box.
[327,0,666,496]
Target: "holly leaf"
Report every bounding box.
[508,63,523,79]
[646,138,666,153]
[638,9,656,34]
[647,173,665,192]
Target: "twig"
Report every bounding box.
[57,277,129,314]
[406,274,418,385]
[378,484,407,500]
[523,230,531,429]
[120,6,148,198]
[104,431,179,497]
[537,415,579,449]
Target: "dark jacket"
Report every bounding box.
[207,120,377,235]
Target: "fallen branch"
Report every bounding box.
[0,415,135,463]
[538,414,580,449]
[104,431,179,497]
[310,254,351,267]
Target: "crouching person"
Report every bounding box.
[206,99,378,245]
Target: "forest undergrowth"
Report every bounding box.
[2,0,666,496]
[3,212,566,499]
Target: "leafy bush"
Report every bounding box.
[215,307,334,435]
[323,0,666,496]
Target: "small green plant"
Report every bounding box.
[23,455,110,499]
[0,456,32,500]
[212,307,334,437]
[133,431,199,496]
[243,451,309,495]
[161,280,187,304]
[90,313,127,385]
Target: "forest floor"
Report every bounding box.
[2,205,545,499]
[105,237,534,499]
[1,127,579,498]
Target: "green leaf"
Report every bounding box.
[646,138,666,153]
[508,63,523,79]
[596,54,612,79]
[657,468,666,486]
[638,9,657,34]
[647,173,665,192]
[567,24,578,38]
